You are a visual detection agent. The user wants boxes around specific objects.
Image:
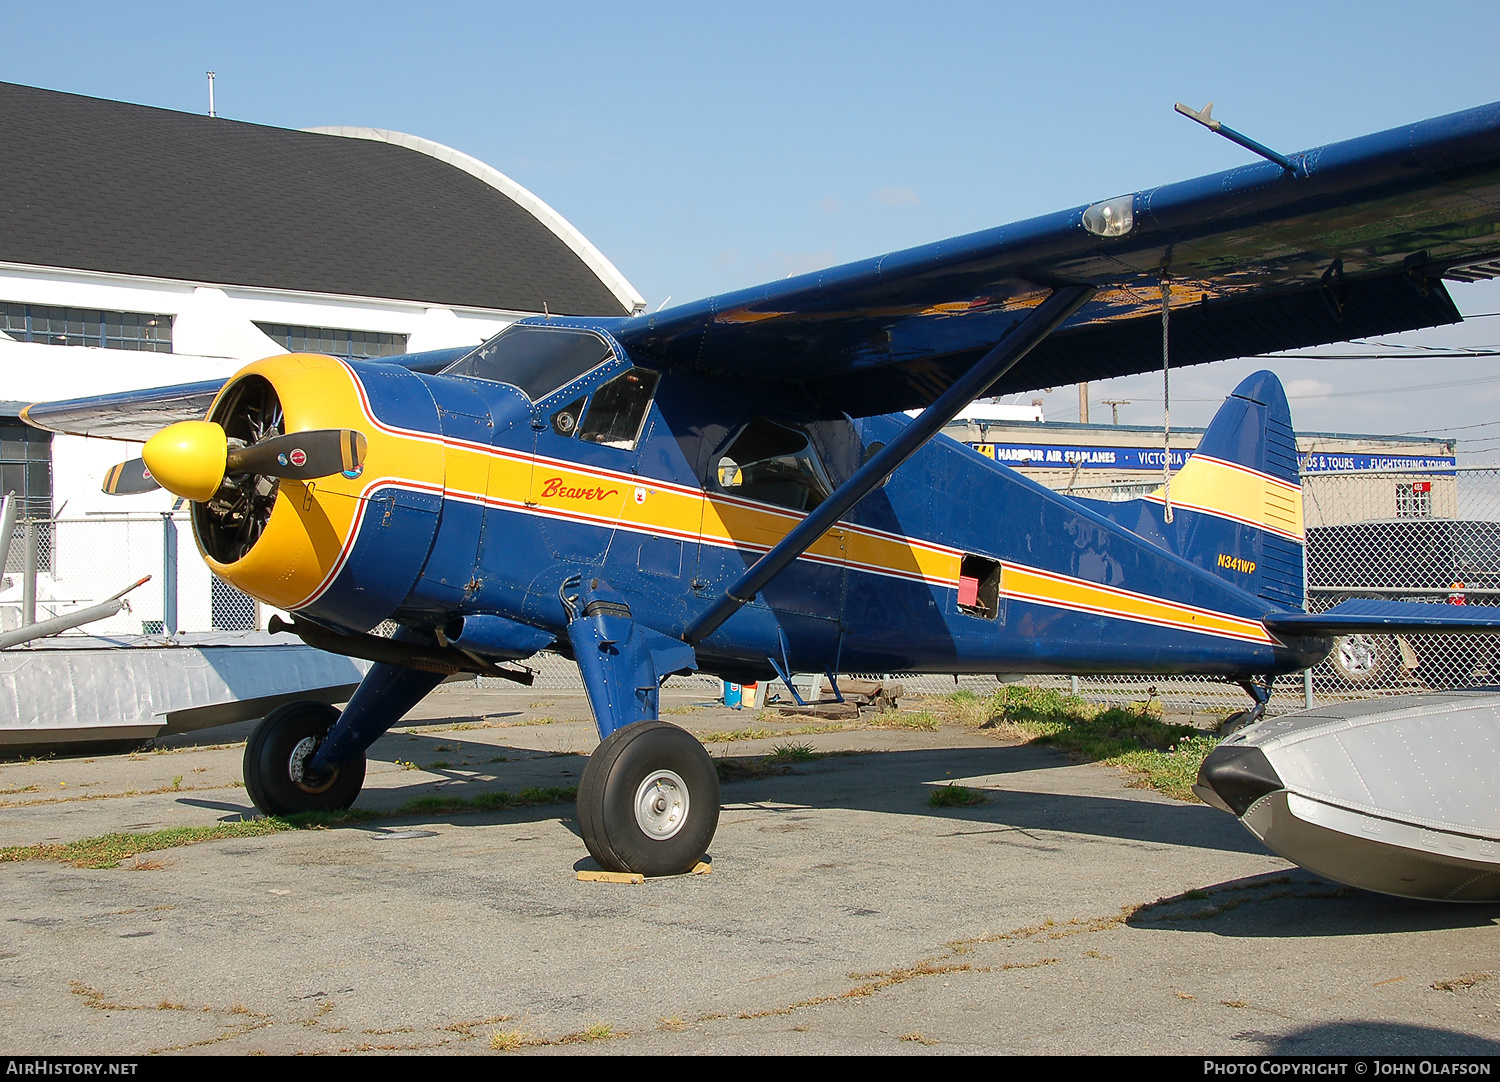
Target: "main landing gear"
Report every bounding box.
[578,720,719,877]
[243,700,366,816]
[564,576,717,876]
[243,585,719,879]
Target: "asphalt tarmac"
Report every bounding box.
[2,685,1498,1056]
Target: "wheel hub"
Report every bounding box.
[634,770,689,840]
[288,735,338,794]
[1337,636,1376,675]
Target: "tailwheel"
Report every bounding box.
[243,700,366,816]
[578,720,719,876]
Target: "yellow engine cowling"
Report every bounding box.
[193,353,444,623]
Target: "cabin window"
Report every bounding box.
[714,419,833,512]
[957,555,1002,619]
[442,326,613,400]
[578,368,660,450]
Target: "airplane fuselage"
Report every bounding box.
[200,332,1323,686]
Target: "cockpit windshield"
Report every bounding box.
[442,326,614,400]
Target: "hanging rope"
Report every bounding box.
[1161,277,1173,523]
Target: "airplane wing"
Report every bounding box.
[1264,599,1500,636]
[29,104,1500,430]
[617,101,1500,417]
[21,346,473,441]
[21,379,228,442]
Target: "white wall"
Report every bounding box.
[0,262,527,634]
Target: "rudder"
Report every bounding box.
[1080,370,1305,607]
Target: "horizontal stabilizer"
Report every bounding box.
[1264,599,1500,636]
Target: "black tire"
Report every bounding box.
[1329,634,1396,688]
[243,700,366,816]
[578,720,719,877]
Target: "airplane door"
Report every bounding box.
[529,368,665,565]
[616,412,701,587]
[697,418,849,625]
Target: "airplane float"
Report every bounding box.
[24,100,1500,897]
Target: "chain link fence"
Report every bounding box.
[1,513,260,636]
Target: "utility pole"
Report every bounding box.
[1102,399,1131,425]
[1077,382,1090,424]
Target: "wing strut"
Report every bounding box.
[684,283,1096,644]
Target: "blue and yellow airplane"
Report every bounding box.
[26,100,1500,876]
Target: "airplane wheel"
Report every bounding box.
[1329,634,1396,688]
[578,720,719,877]
[243,700,366,816]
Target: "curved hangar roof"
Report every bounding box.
[0,81,642,316]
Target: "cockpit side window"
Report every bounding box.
[713,418,833,512]
[442,326,613,400]
[577,368,660,450]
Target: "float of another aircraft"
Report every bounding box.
[25,100,1500,898]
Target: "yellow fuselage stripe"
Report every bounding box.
[999,565,1276,645]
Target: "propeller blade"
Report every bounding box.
[102,459,162,495]
[225,429,368,481]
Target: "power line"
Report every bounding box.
[1180,370,1500,403]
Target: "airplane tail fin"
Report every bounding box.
[1076,370,1305,605]
[1144,370,1304,607]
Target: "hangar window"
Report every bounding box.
[0,303,171,352]
[254,323,407,361]
[442,326,614,401]
[714,419,833,512]
[578,368,660,450]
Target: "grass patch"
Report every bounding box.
[397,786,576,816]
[698,725,777,743]
[883,710,940,731]
[928,784,988,807]
[929,685,1216,801]
[765,742,819,764]
[0,810,378,869]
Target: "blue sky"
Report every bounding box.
[6,1,1500,445]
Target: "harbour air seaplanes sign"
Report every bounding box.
[966,443,1456,475]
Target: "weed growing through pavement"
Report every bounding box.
[0,810,379,868]
[765,742,819,764]
[927,784,988,808]
[909,685,1219,801]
